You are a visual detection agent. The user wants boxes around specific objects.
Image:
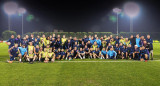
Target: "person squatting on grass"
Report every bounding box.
[6,34,153,63]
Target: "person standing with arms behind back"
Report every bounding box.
[146,35,153,60]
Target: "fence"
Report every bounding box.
[2,31,160,41]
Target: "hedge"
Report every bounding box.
[2,31,160,41]
[2,30,17,40]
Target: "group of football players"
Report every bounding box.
[7,33,153,63]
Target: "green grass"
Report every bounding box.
[0,43,160,86]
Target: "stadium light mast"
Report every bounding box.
[124,2,140,32]
[18,8,27,37]
[113,8,122,35]
[3,1,18,31]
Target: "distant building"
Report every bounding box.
[59,30,64,32]
[54,29,58,33]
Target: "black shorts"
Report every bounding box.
[49,58,52,61]
[29,58,33,62]
[41,58,45,62]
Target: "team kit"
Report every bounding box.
[7,34,153,63]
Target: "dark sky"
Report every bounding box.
[0,0,160,35]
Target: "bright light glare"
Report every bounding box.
[113,8,122,14]
[3,1,18,15]
[18,8,27,14]
[124,2,140,18]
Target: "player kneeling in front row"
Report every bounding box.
[18,44,27,62]
[67,50,74,60]
[93,48,101,59]
[107,47,117,59]
[39,48,48,62]
[78,48,85,59]
[8,44,21,63]
[101,48,107,59]
[26,50,35,64]
[140,46,149,62]
[45,49,55,62]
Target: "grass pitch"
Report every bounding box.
[0,43,160,86]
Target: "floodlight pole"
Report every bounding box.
[22,14,24,37]
[8,15,11,31]
[117,13,119,35]
[130,18,133,32]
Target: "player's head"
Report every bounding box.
[147,35,150,39]
[40,47,43,51]
[95,34,97,38]
[36,45,39,48]
[123,45,126,48]
[35,38,37,41]
[49,49,52,53]
[53,33,55,37]
[108,43,111,46]
[143,40,147,44]
[46,45,50,48]
[116,44,118,47]
[42,34,45,38]
[46,36,50,40]
[121,36,123,39]
[63,35,65,38]
[11,35,14,39]
[96,37,99,40]
[120,43,122,46]
[74,47,77,50]
[31,34,34,38]
[94,42,97,45]
[136,34,139,38]
[22,44,25,48]
[29,42,33,45]
[130,35,133,38]
[102,47,105,51]
[88,40,90,43]
[61,49,64,52]
[110,35,113,38]
[57,34,60,38]
[125,38,128,41]
[37,35,40,38]
[44,48,47,52]
[75,42,77,45]
[52,37,55,41]
[58,48,61,51]
[14,44,18,47]
[104,35,107,38]
[80,48,83,51]
[135,45,138,49]
[82,41,84,44]
[17,35,21,38]
[23,37,26,40]
[85,45,87,48]
[95,48,98,51]
[25,35,29,39]
[110,47,113,51]
[128,44,131,47]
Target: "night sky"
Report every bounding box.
[0,0,160,35]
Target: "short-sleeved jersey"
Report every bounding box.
[41,51,48,58]
[48,52,54,57]
[28,45,34,52]
[18,47,27,55]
